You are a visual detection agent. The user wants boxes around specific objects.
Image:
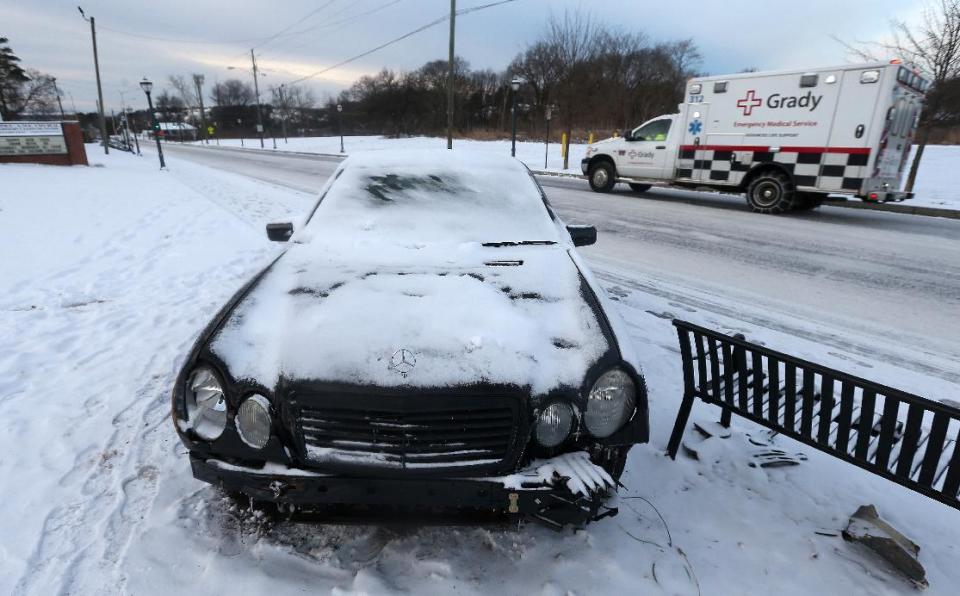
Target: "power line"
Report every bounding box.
[259,0,404,56]
[252,0,338,50]
[94,1,337,48]
[95,25,267,45]
[286,0,517,86]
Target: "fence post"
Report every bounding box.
[667,325,697,459]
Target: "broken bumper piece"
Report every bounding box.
[191,451,618,529]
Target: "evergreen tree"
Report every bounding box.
[0,37,30,120]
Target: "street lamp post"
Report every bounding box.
[337,104,344,153]
[139,78,165,168]
[510,77,521,158]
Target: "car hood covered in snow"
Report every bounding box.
[209,245,610,395]
[207,151,614,395]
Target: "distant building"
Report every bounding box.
[150,122,197,141]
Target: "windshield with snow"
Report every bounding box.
[303,151,562,246]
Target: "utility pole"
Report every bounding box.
[193,74,207,144]
[79,8,109,154]
[278,84,288,143]
[446,0,456,149]
[250,49,265,149]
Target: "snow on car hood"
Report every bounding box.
[209,151,611,395]
[210,245,609,395]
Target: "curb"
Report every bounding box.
[175,142,346,161]
[818,200,960,220]
[178,144,959,220]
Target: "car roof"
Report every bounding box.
[342,148,529,172]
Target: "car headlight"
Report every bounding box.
[535,402,575,448]
[186,366,227,440]
[236,394,272,449]
[584,369,635,438]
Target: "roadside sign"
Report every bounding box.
[207,126,215,136]
[256,124,264,133]
[0,121,67,155]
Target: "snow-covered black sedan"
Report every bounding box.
[172,150,648,527]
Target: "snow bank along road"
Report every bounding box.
[1,145,958,595]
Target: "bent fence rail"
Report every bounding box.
[667,319,960,511]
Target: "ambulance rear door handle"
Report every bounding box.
[656,145,666,149]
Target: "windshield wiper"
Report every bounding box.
[482,240,557,247]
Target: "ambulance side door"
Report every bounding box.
[621,117,675,179]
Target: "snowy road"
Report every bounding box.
[3,146,959,596]
[161,142,960,389]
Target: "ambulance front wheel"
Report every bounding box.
[745,170,796,214]
[588,161,617,192]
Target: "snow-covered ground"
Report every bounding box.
[1,147,959,595]
[193,135,959,211]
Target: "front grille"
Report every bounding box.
[296,396,521,475]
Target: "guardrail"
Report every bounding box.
[667,319,960,511]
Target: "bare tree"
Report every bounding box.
[894,1,960,190]
[168,75,198,115]
[840,0,960,191]
[543,9,598,167]
[210,79,254,107]
[9,69,58,116]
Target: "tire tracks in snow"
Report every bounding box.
[595,267,960,386]
[8,184,267,595]
[12,367,167,596]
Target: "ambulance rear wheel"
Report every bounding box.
[588,161,617,192]
[745,171,796,214]
[628,183,652,193]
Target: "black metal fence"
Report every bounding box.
[667,319,960,511]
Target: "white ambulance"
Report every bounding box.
[581,62,928,213]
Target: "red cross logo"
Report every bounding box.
[736,90,763,116]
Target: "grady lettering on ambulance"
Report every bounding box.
[766,91,822,111]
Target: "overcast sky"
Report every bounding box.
[3,0,925,113]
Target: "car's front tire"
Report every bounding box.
[588,160,617,192]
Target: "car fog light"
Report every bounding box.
[535,402,574,448]
[585,369,635,438]
[236,394,272,449]
[186,366,227,440]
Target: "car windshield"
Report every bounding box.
[303,151,562,247]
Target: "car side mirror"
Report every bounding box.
[266,222,294,242]
[567,224,597,247]
[622,130,633,141]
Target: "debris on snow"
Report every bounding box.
[842,504,928,588]
[496,451,614,496]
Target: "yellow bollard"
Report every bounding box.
[561,132,567,158]
[588,132,594,144]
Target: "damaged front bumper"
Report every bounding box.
[191,451,618,529]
